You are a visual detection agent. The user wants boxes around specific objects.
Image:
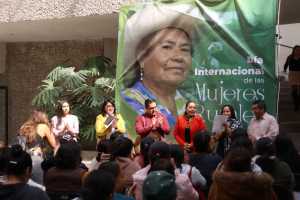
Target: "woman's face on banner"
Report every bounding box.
[139,28,192,88]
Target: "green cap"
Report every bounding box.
[142,170,181,200]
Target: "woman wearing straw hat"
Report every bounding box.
[120,6,211,128]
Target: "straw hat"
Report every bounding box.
[122,6,212,73]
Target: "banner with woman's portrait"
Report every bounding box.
[116,0,277,141]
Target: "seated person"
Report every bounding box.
[44,143,88,192]
[89,139,113,172]
[0,145,50,200]
[188,130,223,176]
[275,133,300,174]
[82,170,115,200]
[99,137,141,187]
[254,137,294,191]
[208,148,277,200]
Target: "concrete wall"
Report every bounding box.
[0,40,103,142]
[0,0,156,23]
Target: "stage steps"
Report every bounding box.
[278,81,300,151]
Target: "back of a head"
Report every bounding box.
[275,133,299,161]
[0,146,11,174]
[98,161,120,179]
[224,148,251,172]
[169,144,184,169]
[231,128,248,142]
[55,143,81,169]
[59,135,76,145]
[150,141,170,165]
[141,137,155,167]
[148,159,175,176]
[82,170,115,200]
[231,137,253,155]
[193,130,211,153]
[96,139,113,162]
[7,145,32,176]
[148,133,161,141]
[109,132,124,141]
[110,137,133,161]
[255,137,274,156]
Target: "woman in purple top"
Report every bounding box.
[51,100,79,155]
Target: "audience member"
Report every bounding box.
[188,130,223,176]
[133,141,199,200]
[134,137,155,168]
[82,170,115,200]
[254,137,294,191]
[135,99,171,139]
[231,128,248,142]
[20,110,56,185]
[217,137,262,175]
[148,132,162,141]
[142,170,180,200]
[100,137,141,187]
[0,145,50,200]
[275,133,300,173]
[248,100,279,143]
[44,143,88,192]
[99,162,136,200]
[110,132,124,142]
[89,139,113,172]
[170,144,206,188]
[208,148,277,200]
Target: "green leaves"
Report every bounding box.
[32,55,116,146]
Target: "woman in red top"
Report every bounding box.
[174,101,206,152]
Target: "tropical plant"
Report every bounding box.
[31,56,116,145]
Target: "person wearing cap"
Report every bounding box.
[120,6,211,129]
[135,98,171,140]
[142,170,180,200]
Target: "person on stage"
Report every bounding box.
[283,45,300,111]
[214,105,242,158]
[95,99,125,144]
[173,101,206,152]
[51,100,79,155]
[135,98,170,140]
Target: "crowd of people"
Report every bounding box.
[0,97,299,200]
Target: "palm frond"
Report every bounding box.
[82,56,111,75]
[46,59,72,81]
[60,67,91,88]
[73,84,107,107]
[31,80,64,107]
[80,125,97,143]
[95,76,116,93]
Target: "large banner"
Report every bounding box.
[116,0,277,142]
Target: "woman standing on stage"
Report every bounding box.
[174,101,206,152]
[95,99,125,144]
[214,105,242,158]
[51,100,79,155]
[283,45,300,111]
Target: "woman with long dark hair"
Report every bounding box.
[283,45,300,111]
[51,100,79,155]
[174,101,206,152]
[275,133,300,173]
[214,105,242,158]
[96,99,125,144]
[89,139,113,172]
[0,145,50,200]
[254,137,293,191]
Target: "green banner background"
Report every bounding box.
[116,0,276,142]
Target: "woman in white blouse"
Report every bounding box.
[51,100,79,155]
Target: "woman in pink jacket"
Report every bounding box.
[133,141,199,200]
